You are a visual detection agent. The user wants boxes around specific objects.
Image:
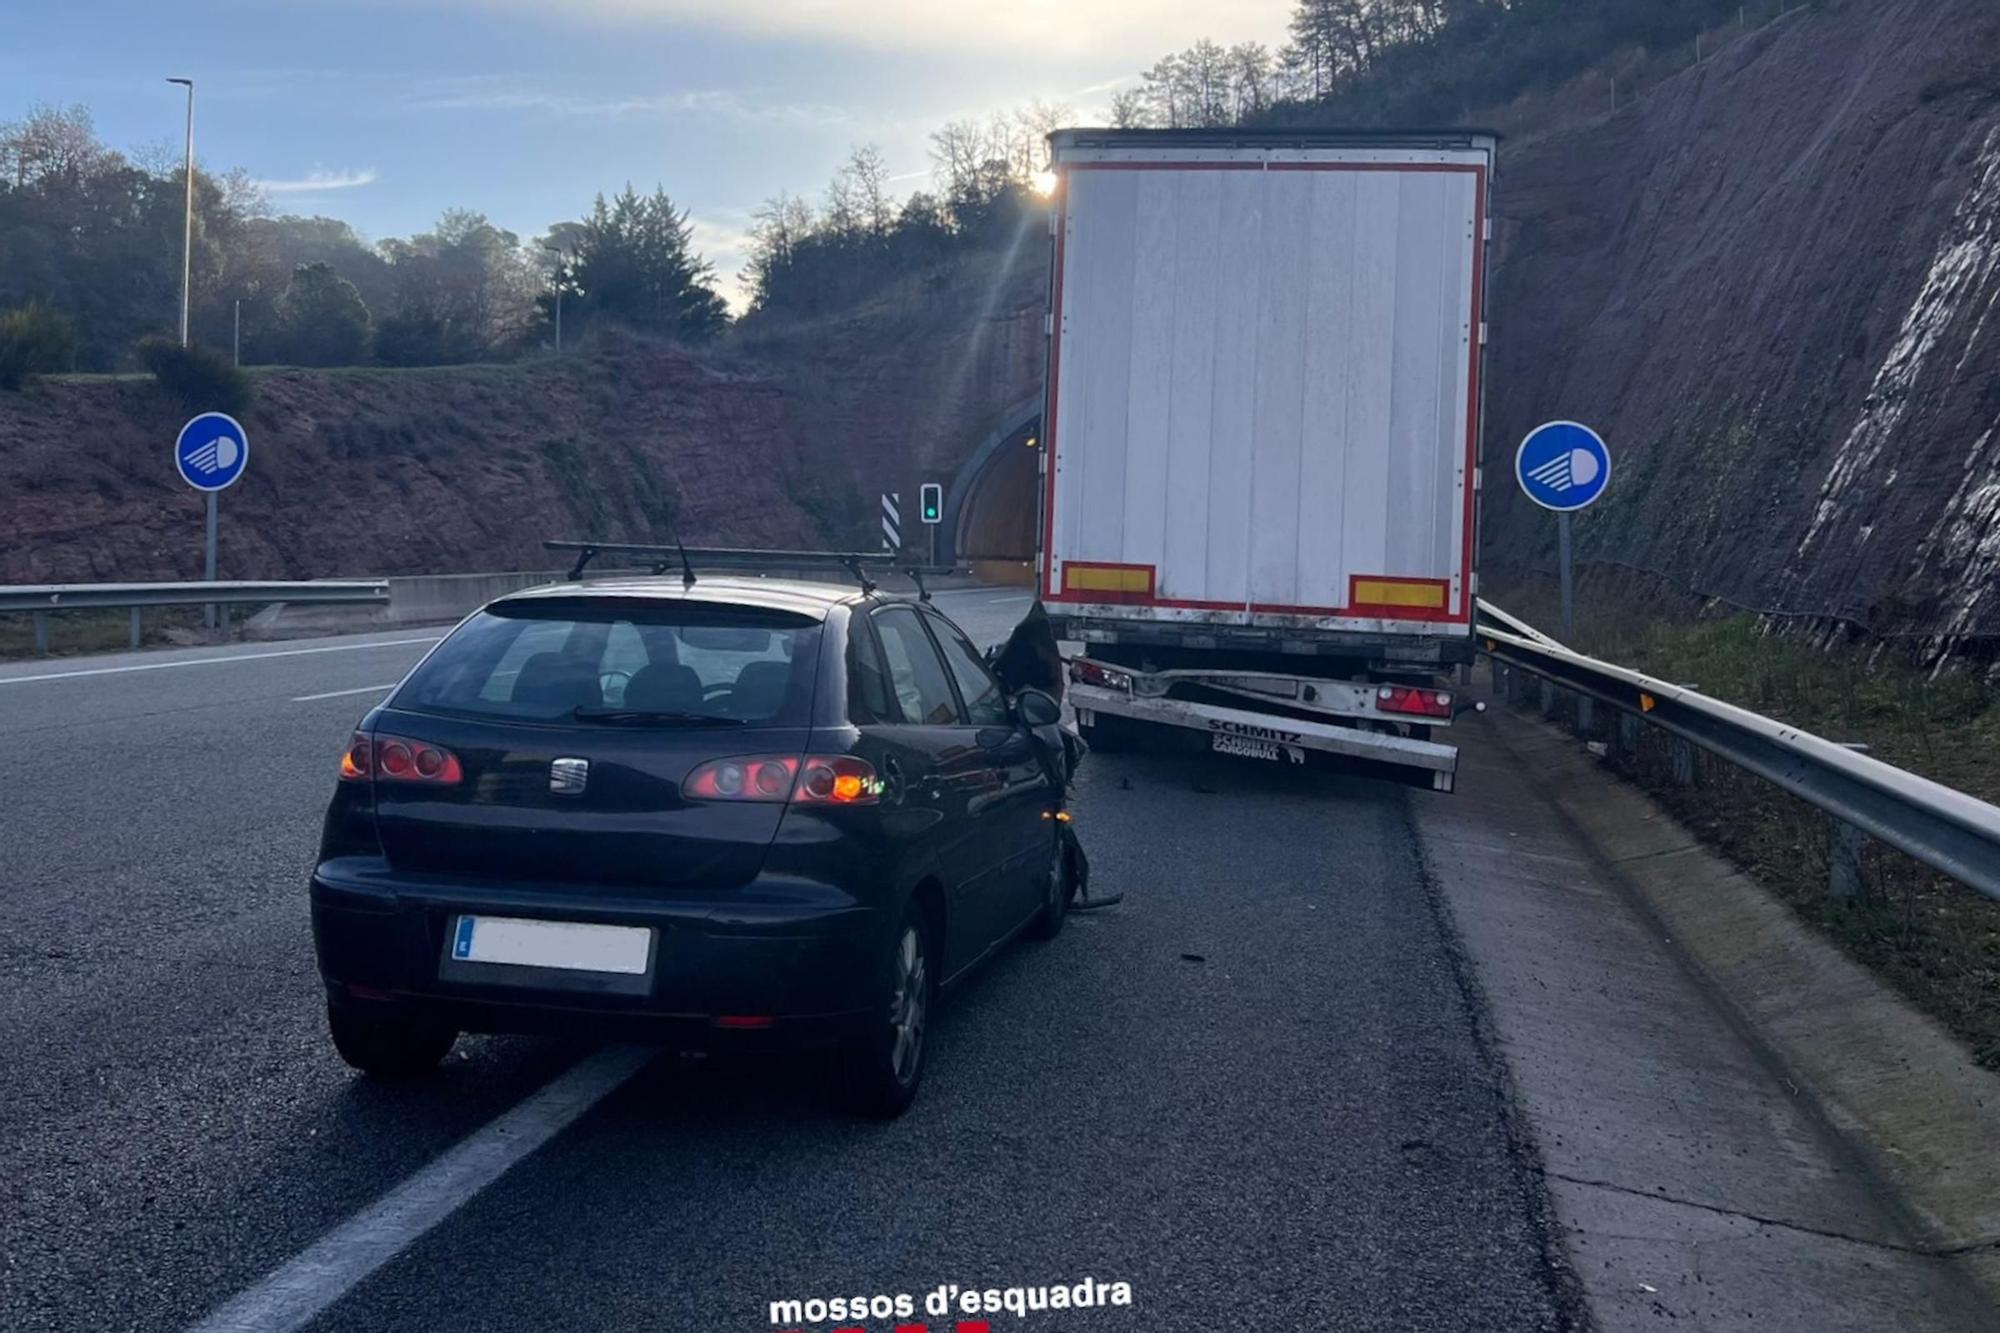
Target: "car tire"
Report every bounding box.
[1030,834,1077,940]
[838,903,935,1119]
[327,1002,457,1078]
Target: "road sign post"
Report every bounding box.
[1515,421,1611,640]
[1558,511,1573,640]
[174,413,250,631]
[919,482,943,567]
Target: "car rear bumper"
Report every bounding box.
[310,857,882,1040]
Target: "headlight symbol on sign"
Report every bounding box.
[1515,420,1610,513]
[173,412,250,492]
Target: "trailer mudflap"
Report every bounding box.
[1071,685,1458,793]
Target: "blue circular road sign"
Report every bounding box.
[1515,421,1610,512]
[175,412,250,492]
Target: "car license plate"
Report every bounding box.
[449,915,652,975]
[1211,733,1304,764]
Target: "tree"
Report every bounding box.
[0,104,108,189]
[566,186,728,343]
[273,262,371,365]
[1109,88,1151,128]
[377,210,541,364]
[1227,43,1276,121]
[743,192,818,311]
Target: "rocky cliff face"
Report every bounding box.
[0,335,822,583]
[1480,0,2000,644]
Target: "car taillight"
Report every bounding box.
[1376,685,1453,719]
[683,754,882,805]
[795,756,881,804]
[1071,659,1133,691]
[338,731,462,785]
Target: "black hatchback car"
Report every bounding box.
[310,578,1076,1115]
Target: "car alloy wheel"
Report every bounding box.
[887,921,928,1087]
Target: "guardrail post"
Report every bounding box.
[1540,678,1556,716]
[1576,697,1596,737]
[33,611,49,656]
[1827,743,1872,901]
[1618,712,1639,759]
[1673,738,1698,786]
[219,601,231,640]
[1828,819,1866,901]
[129,606,142,650]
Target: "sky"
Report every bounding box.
[3,0,1293,308]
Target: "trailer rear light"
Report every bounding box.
[683,755,882,805]
[1376,686,1452,719]
[1071,659,1133,692]
[339,732,462,784]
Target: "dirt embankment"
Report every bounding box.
[0,335,823,583]
[1481,0,2000,644]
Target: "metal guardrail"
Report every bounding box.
[1,580,390,654]
[1474,599,2000,902]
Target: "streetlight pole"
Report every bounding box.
[167,78,194,347]
[167,77,216,627]
[541,241,569,354]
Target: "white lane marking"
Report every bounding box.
[0,637,440,687]
[291,683,400,703]
[185,1046,655,1333]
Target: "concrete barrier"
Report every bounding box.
[385,570,567,624]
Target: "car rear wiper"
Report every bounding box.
[572,707,745,726]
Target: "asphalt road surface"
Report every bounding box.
[1,585,1572,1332]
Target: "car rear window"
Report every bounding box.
[392,600,822,725]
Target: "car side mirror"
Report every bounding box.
[1015,687,1061,728]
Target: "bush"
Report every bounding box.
[137,337,254,416]
[0,302,79,390]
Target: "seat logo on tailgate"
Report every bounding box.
[549,757,589,795]
[1208,719,1303,745]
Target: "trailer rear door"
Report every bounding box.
[1040,132,1493,637]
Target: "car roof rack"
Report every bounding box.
[543,541,946,600]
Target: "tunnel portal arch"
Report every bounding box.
[940,396,1042,580]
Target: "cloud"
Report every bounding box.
[251,168,380,194]
[404,81,854,127]
[410,0,1292,60]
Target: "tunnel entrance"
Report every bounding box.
[942,398,1040,584]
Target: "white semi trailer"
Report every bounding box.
[1038,128,1497,792]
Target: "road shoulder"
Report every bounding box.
[1412,702,1998,1330]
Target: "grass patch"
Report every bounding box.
[0,606,213,660]
[1492,575,2000,1070]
